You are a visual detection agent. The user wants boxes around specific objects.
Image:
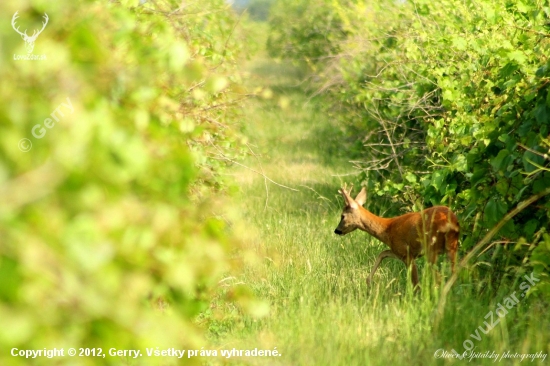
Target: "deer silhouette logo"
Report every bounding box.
[11,11,49,54]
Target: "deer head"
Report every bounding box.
[334,184,367,236]
[12,11,49,54]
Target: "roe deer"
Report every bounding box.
[334,184,459,289]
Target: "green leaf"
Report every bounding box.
[431,170,447,191]
[507,50,526,65]
[531,235,550,275]
[536,65,548,78]
[491,149,511,172]
[535,104,549,124]
[452,154,467,172]
[495,178,509,196]
[452,36,467,50]
[405,171,417,183]
[484,198,508,226]
[471,166,489,186]
[523,149,546,173]
[523,219,539,239]
[516,1,532,13]
[499,63,519,78]
[533,172,550,193]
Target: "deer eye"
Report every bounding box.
[341,215,344,220]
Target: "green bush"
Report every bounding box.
[0,0,248,364]
[268,0,550,290]
[267,0,349,68]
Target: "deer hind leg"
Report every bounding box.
[404,256,420,291]
[445,229,459,274]
[366,250,401,286]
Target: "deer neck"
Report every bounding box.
[357,206,390,244]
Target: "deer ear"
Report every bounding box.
[355,187,367,206]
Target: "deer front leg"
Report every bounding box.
[366,250,401,286]
[405,257,420,291]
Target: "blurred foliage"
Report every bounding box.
[0,0,252,364]
[267,0,349,66]
[268,0,550,293]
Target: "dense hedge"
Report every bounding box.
[267,0,348,66]
[0,0,247,364]
[268,0,550,292]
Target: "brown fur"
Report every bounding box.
[334,185,459,289]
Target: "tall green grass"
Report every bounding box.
[211,59,550,366]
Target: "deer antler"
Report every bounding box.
[11,11,28,38]
[338,183,355,207]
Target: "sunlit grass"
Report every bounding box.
[211,58,550,366]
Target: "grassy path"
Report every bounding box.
[229,58,436,365]
[218,57,550,366]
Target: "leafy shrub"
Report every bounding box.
[268,0,550,290]
[267,0,349,67]
[0,0,248,364]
